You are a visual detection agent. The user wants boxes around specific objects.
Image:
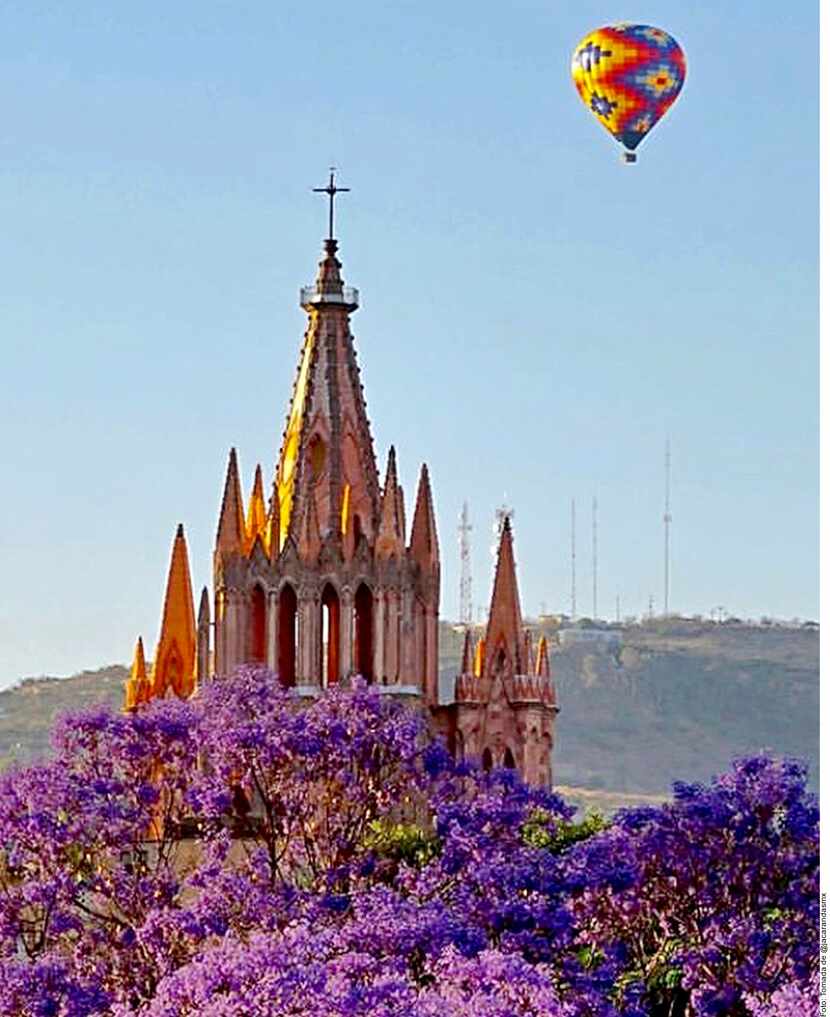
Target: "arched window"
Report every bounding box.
[482,748,493,772]
[250,585,266,663]
[353,514,363,546]
[353,583,373,681]
[503,747,516,769]
[278,584,298,687]
[309,434,327,481]
[321,584,340,687]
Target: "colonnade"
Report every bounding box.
[212,581,434,693]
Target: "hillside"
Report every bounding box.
[439,618,819,796]
[1,620,818,808]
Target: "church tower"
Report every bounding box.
[207,179,439,702]
[122,176,560,788]
[445,518,558,787]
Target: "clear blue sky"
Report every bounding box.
[0,1,818,687]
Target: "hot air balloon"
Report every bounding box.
[571,24,685,163]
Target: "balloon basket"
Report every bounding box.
[622,151,637,164]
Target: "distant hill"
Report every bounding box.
[0,666,127,766]
[440,618,818,797]
[1,620,818,811]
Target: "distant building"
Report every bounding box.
[558,628,622,649]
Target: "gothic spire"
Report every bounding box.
[376,446,405,559]
[409,464,439,571]
[460,628,473,675]
[198,586,210,627]
[482,517,524,676]
[216,448,245,556]
[150,524,197,700]
[473,636,485,677]
[535,635,551,678]
[124,636,150,710]
[276,231,379,553]
[246,463,267,553]
[523,629,534,677]
[266,481,281,560]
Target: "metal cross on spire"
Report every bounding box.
[313,167,350,241]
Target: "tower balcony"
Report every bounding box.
[300,285,359,310]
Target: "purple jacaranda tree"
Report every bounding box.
[136,932,581,1017]
[564,755,819,1015]
[0,665,818,1017]
[745,971,820,1016]
[0,697,204,1008]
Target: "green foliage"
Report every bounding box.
[363,819,440,868]
[522,808,609,854]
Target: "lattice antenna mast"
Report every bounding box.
[458,501,473,627]
[663,438,672,616]
[592,495,598,620]
[570,497,577,619]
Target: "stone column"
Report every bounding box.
[297,588,319,686]
[235,591,248,670]
[197,620,210,684]
[223,591,235,674]
[266,591,278,671]
[386,591,400,683]
[214,591,224,677]
[309,592,322,688]
[373,591,386,684]
[340,587,354,679]
[400,588,414,684]
[413,601,425,692]
[425,602,439,705]
[221,589,234,675]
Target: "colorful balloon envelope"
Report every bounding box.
[571,24,686,162]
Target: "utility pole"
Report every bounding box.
[592,495,598,620]
[663,438,672,617]
[570,497,577,619]
[458,502,473,627]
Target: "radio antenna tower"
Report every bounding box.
[570,497,577,619]
[663,438,672,616]
[592,495,598,620]
[458,502,473,626]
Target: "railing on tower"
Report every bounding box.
[300,285,359,308]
